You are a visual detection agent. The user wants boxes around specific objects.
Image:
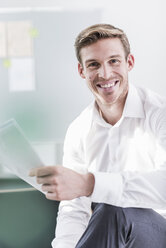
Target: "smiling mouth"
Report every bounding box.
[97,80,119,88]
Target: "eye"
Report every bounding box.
[87,62,100,68]
[109,59,120,65]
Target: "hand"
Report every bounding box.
[29,166,95,201]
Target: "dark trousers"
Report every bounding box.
[75,203,166,248]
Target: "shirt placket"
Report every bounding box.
[108,126,120,169]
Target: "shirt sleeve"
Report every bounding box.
[52,197,91,248]
[52,124,92,248]
[91,106,166,209]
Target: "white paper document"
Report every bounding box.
[7,21,33,57]
[0,119,45,193]
[9,58,35,92]
[0,22,7,57]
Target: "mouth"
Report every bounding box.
[96,80,119,89]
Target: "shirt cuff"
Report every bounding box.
[90,172,123,205]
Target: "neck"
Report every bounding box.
[96,95,127,126]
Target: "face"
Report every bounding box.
[78,38,134,108]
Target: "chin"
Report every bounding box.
[96,93,119,106]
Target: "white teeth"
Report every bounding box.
[100,82,115,88]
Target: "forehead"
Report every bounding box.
[80,38,126,63]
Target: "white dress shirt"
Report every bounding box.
[52,83,166,248]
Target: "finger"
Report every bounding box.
[29,167,42,177]
[46,192,57,201]
[42,184,56,192]
[36,175,54,185]
[29,166,56,177]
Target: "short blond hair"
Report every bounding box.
[74,23,130,64]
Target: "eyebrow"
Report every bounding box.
[85,55,122,64]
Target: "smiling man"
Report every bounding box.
[30,24,166,248]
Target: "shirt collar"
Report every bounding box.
[92,101,112,128]
[123,83,145,119]
[91,83,145,127]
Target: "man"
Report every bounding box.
[29,24,166,247]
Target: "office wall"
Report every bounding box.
[0,9,100,142]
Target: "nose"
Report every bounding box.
[98,64,113,80]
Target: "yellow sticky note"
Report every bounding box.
[29,28,39,38]
[3,59,11,68]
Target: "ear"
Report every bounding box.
[78,63,86,79]
[127,54,135,71]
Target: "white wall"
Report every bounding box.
[0,9,101,142]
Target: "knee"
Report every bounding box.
[93,203,124,221]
